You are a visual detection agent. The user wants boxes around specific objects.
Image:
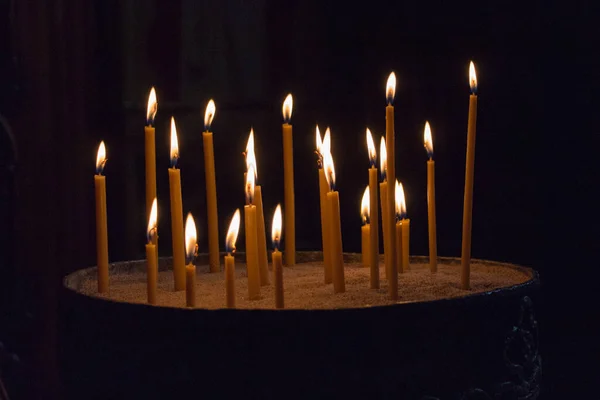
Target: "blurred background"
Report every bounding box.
[0,0,596,398]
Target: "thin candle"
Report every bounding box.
[145,88,158,240]
[224,209,241,308]
[244,166,261,300]
[271,204,284,309]
[360,186,371,269]
[282,94,296,266]
[323,150,345,293]
[379,137,390,279]
[316,126,332,284]
[168,117,186,291]
[424,122,437,273]
[146,198,158,304]
[184,213,198,308]
[203,99,220,273]
[94,141,109,293]
[366,128,380,289]
[398,182,410,272]
[385,73,398,300]
[394,180,403,275]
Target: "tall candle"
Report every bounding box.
[323,151,345,294]
[168,117,186,291]
[424,122,438,273]
[184,213,197,308]
[203,100,220,273]
[366,128,380,289]
[397,182,410,272]
[271,205,284,309]
[385,73,398,300]
[94,141,109,293]
[282,94,296,266]
[360,186,370,267]
[244,167,261,300]
[394,180,403,274]
[145,88,158,230]
[316,127,332,283]
[461,61,478,290]
[225,209,241,308]
[146,198,158,304]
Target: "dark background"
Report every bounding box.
[0,0,597,398]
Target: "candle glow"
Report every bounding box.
[315,125,322,155]
[386,72,396,105]
[245,165,256,205]
[366,128,377,167]
[361,186,370,225]
[282,94,293,123]
[96,141,107,175]
[395,181,407,219]
[323,151,336,191]
[225,209,241,255]
[184,213,197,265]
[469,61,478,94]
[147,198,158,243]
[424,121,434,159]
[170,117,179,168]
[204,99,216,131]
[380,137,387,181]
[245,129,258,179]
[322,128,331,157]
[146,87,157,126]
[271,204,282,250]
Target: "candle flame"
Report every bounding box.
[271,204,283,250]
[147,198,158,243]
[245,165,256,205]
[469,61,477,94]
[424,121,433,158]
[225,209,241,254]
[386,72,396,105]
[170,117,179,168]
[245,128,258,179]
[316,125,322,154]
[380,137,387,181]
[96,141,107,175]
[322,127,331,157]
[146,87,157,126]
[282,94,293,123]
[366,128,377,167]
[204,99,216,131]
[361,186,370,225]
[394,180,404,219]
[323,151,336,191]
[184,212,197,264]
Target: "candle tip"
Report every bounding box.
[225,209,241,255]
[379,137,387,181]
[424,121,434,159]
[204,99,216,131]
[184,213,198,265]
[282,94,293,123]
[271,204,283,250]
[146,87,157,125]
[361,186,370,225]
[469,61,478,94]
[147,198,158,243]
[96,141,107,175]
[366,128,377,166]
[170,117,179,168]
[386,72,396,104]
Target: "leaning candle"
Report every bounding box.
[323,151,345,293]
[424,122,437,273]
[282,94,296,266]
[360,186,371,268]
[94,141,109,293]
[146,198,158,304]
[224,209,241,308]
[168,117,186,291]
[394,180,404,275]
[145,88,158,229]
[244,167,261,300]
[398,182,410,272]
[366,128,380,289]
[461,61,478,290]
[385,73,398,300]
[271,204,284,309]
[316,126,332,284]
[184,213,197,308]
[203,100,220,273]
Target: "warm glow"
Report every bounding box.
[184,213,197,264]
[361,186,370,225]
[170,117,179,167]
[204,99,216,130]
[322,127,331,157]
[380,137,387,180]
[366,128,377,167]
[282,94,293,123]
[395,181,407,219]
[469,61,477,94]
[271,204,283,250]
[225,209,241,254]
[245,165,256,205]
[323,151,336,191]
[96,141,107,175]
[315,125,322,154]
[147,198,158,243]
[146,87,157,125]
[386,72,396,104]
[245,129,257,179]
[424,121,433,158]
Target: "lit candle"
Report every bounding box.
[394,179,403,275]
[168,117,186,291]
[385,73,398,300]
[145,88,158,238]
[244,167,261,300]
[398,182,410,272]
[366,128,380,289]
[146,198,158,304]
[360,186,371,268]
[323,150,345,293]
[224,209,241,308]
[245,130,269,285]
[94,141,109,293]
[461,61,478,290]
[184,213,198,308]
[424,122,437,273]
[282,94,296,266]
[379,137,390,279]
[203,99,220,273]
[316,126,332,284]
[271,204,284,309]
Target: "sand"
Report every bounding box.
[74,254,532,310]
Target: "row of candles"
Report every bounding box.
[94,62,479,307]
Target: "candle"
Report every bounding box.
[146,198,158,305]
[271,204,284,309]
[203,99,220,273]
[360,186,371,268]
[379,137,389,278]
[225,209,241,308]
[316,126,332,284]
[168,117,186,291]
[461,61,478,290]
[245,130,269,285]
[244,167,261,300]
[94,141,109,293]
[366,128,380,289]
[394,180,403,274]
[184,213,198,308]
[323,150,345,293]
[398,181,410,272]
[385,73,398,300]
[424,122,437,273]
[145,88,158,233]
[282,94,296,266]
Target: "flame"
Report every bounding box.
[225,209,241,254]
[146,87,157,125]
[96,141,107,175]
[386,72,396,104]
[271,204,283,250]
[395,181,407,219]
[380,137,387,180]
[245,165,256,205]
[323,151,336,191]
[184,213,197,264]
[170,117,179,168]
[361,186,370,225]
[366,128,377,167]
[316,125,322,154]
[147,198,158,243]
[204,99,216,131]
[282,94,293,123]
[469,61,477,94]
[424,121,433,158]
[245,129,258,179]
[322,127,331,157]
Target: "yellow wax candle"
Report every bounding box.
[323,151,345,294]
[146,198,159,305]
[255,185,270,285]
[394,180,403,274]
[366,129,380,289]
[271,204,284,309]
[244,169,260,300]
[145,88,158,226]
[203,100,220,273]
[94,141,109,293]
[395,221,403,274]
[282,94,295,266]
[168,118,186,291]
[385,73,398,301]
[424,122,437,273]
[401,218,411,272]
[316,127,332,284]
[461,62,478,290]
[185,264,196,307]
[184,213,198,308]
[225,209,241,309]
[360,186,371,268]
[379,180,390,279]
